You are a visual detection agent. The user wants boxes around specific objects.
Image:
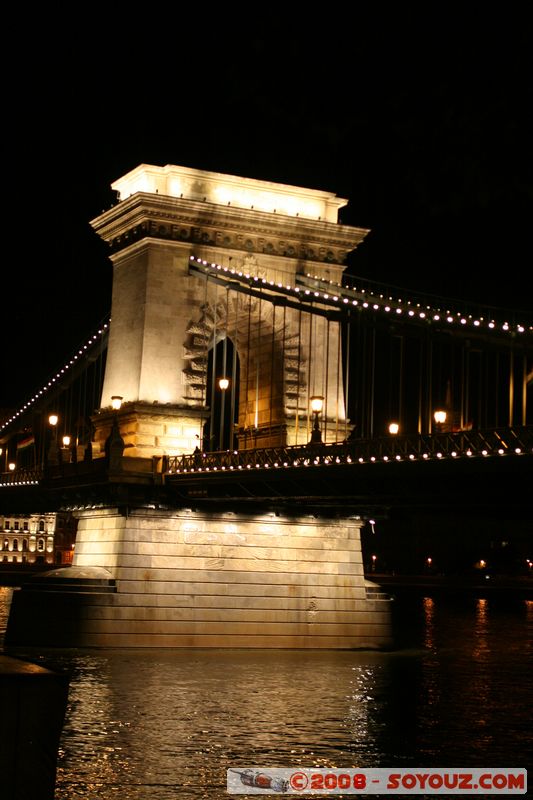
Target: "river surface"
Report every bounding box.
[1,587,531,799]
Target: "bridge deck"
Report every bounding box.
[0,427,531,521]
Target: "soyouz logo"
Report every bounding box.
[227,767,527,794]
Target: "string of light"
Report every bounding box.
[0,321,110,435]
[189,256,531,335]
[168,440,531,476]
[0,478,39,487]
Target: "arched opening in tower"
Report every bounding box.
[204,337,240,451]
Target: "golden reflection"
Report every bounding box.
[0,587,13,639]
[11,601,529,798]
[472,598,490,660]
[419,596,442,716]
[465,598,492,722]
[525,600,533,660]
[346,665,375,744]
[423,596,435,650]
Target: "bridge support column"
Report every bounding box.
[6,507,392,650]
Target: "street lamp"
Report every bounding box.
[106,396,125,468]
[48,414,59,464]
[433,409,447,432]
[388,422,399,435]
[218,377,229,450]
[61,435,72,464]
[309,396,324,444]
[8,462,15,471]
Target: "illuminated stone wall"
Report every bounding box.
[69,507,392,649]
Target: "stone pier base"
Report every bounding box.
[6,508,392,650]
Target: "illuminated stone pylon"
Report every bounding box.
[90,164,368,455]
[5,164,393,652]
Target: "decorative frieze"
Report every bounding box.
[109,219,354,267]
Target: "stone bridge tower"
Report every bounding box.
[5,164,393,652]
[90,164,368,457]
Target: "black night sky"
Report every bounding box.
[3,16,532,410]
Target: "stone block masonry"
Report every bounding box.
[6,507,392,650]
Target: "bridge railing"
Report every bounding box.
[0,467,43,486]
[1,427,531,485]
[0,459,109,487]
[165,426,533,475]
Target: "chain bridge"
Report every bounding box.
[1,164,531,650]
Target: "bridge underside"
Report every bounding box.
[2,432,531,517]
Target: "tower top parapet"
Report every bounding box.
[112,163,348,224]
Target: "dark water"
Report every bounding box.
[1,588,532,799]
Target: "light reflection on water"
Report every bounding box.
[53,650,393,799]
[1,589,532,800]
[0,586,12,641]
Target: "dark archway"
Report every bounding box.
[204,337,240,451]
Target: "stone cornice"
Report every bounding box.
[91,193,369,268]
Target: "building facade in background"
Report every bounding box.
[1,512,77,565]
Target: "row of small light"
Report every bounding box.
[0,478,39,487]
[302,272,530,335]
[190,256,530,335]
[0,322,110,435]
[170,443,530,475]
